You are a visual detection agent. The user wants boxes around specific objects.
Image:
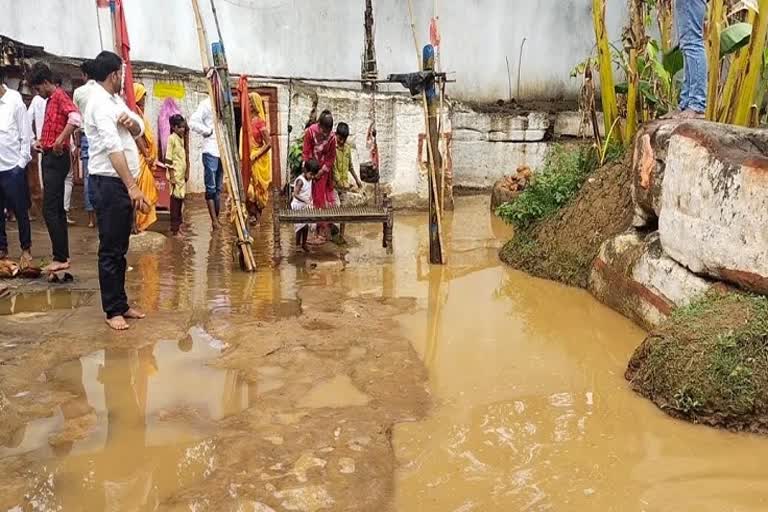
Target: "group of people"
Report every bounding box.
[291,110,363,252]
[0,51,189,330]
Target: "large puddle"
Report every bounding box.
[2,196,768,511]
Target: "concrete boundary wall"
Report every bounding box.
[134,71,594,206]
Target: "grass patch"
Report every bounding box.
[627,291,768,431]
[495,144,600,230]
[497,144,633,288]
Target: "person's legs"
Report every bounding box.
[64,167,74,223]
[202,153,220,228]
[5,166,32,259]
[0,172,8,258]
[42,153,70,267]
[82,158,95,228]
[215,158,224,217]
[170,196,182,234]
[677,0,708,113]
[92,176,134,328]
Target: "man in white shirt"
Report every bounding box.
[73,60,99,228]
[27,92,46,215]
[85,51,149,331]
[0,77,33,265]
[189,96,222,229]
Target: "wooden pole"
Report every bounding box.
[190,0,256,272]
[406,0,445,264]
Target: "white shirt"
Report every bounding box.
[28,94,46,140]
[73,80,99,115]
[0,85,33,172]
[188,97,219,157]
[84,84,144,179]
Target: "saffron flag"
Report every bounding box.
[237,76,252,194]
[429,17,441,48]
[113,0,137,112]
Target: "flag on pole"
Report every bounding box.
[112,0,137,111]
[429,17,441,48]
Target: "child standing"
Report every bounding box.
[332,122,363,243]
[292,160,319,252]
[166,115,189,237]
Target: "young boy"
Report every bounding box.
[332,122,362,195]
[292,160,319,252]
[332,122,362,242]
[166,115,189,237]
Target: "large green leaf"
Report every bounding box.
[721,23,753,56]
[663,46,684,77]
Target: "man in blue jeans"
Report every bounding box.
[0,79,33,267]
[189,97,223,230]
[676,0,708,118]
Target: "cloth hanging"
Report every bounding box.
[157,98,182,160]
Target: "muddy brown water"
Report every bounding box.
[2,196,768,511]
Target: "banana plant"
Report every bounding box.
[592,0,622,144]
[732,0,768,125]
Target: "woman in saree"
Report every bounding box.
[133,83,159,233]
[240,92,272,223]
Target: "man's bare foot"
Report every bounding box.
[212,221,221,231]
[679,109,705,119]
[660,109,681,120]
[124,307,146,320]
[19,252,32,270]
[44,261,70,273]
[106,316,130,331]
[88,221,95,228]
[301,243,310,253]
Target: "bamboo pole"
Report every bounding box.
[407,0,445,264]
[706,0,724,120]
[658,0,675,52]
[625,0,644,142]
[592,0,621,144]
[438,80,447,216]
[190,0,256,271]
[733,0,768,126]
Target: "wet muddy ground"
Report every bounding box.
[2,196,768,511]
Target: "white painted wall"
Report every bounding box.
[1,0,627,102]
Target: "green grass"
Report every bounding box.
[495,144,599,230]
[628,292,768,430]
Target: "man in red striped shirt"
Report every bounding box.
[30,63,81,273]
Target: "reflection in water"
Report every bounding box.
[0,289,94,315]
[3,334,248,510]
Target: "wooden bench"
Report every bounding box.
[273,196,394,255]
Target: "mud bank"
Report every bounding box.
[499,155,633,288]
[626,292,768,433]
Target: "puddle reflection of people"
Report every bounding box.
[47,358,96,452]
[96,346,158,510]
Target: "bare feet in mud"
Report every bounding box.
[212,220,221,231]
[124,307,146,320]
[106,315,130,331]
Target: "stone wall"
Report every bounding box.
[590,120,768,328]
